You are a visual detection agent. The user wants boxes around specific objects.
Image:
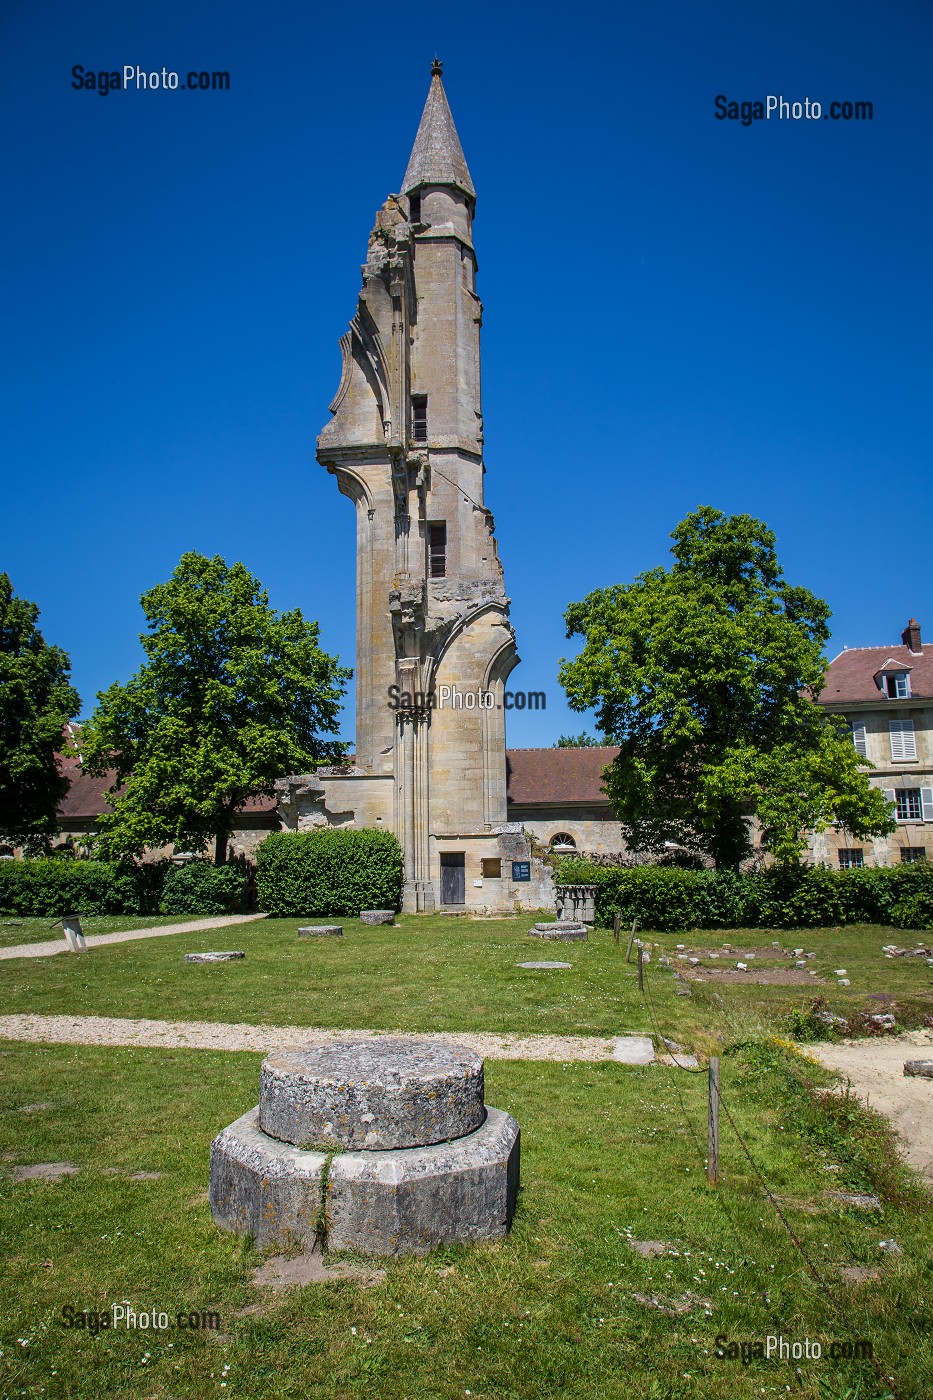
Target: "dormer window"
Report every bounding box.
[408,193,422,224]
[879,672,907,700]
[880,671,911,699]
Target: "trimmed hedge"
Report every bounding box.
[0,858,171,917]
[159,861,245,916]
[554,858,933,931]
[256,829,403,917]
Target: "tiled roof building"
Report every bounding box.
[814,618,932,867]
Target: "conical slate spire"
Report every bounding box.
[402,61,475,199]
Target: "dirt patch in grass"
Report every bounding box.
[809,1029,933,1181]
[10,1161,81,1181]
[251,1244,385,1291]
[683,966,823,985]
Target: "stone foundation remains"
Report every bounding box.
[210,1037,519,1256]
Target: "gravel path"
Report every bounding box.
[0,1013,634,1063]
[808,1029,933,1182]
[0,913,267,961]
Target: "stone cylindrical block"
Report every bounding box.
[259,1039,485,1150]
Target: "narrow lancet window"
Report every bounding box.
[411,395,428,442]
[428,522,447,578]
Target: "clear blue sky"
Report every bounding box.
[3,0,930,748]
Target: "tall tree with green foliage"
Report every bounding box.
[0,574,81,849]
[559,507,894,868]
[81,553,351,864]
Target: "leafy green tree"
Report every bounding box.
[559,507,894,868]
[81,553,351,865]
[0,573,81,849]
[552,733,602,748]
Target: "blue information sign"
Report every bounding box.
[511,861,531,882]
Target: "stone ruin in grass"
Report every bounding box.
[209,1038,520,1256]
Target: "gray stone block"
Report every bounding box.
[184,951,245,963]
[209,1108,326,1248]
[903,1059,933,1079]
[259,1039,484,1150]
[529,922,587,941]
[326,1106,520,1256]
[297,925,343,938]
[612,1036,655,1065]
[360,910,396,925]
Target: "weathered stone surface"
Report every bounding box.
[529,922,587,941]
[612,1036,655,1065]
[258,1039,485,1150]
[184,951,245,963]
[326,1106,520,1256]
[360,911,396,926]
[209,1108,326,1248]
[827,1191,882,1210]
[903,1059,933,1079]
[297,925,343,938]
[517,961,571,970]
[554,885,596,924]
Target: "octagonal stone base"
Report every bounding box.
[209,1105,519,1257]
[209,1108,327,1248]
[328,1107,519,1255]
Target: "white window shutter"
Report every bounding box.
[889,719,917,761]
[922,787,933,822]
[851,721,867,757]
[882,788,896,816]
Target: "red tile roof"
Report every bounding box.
[55,755,277,821]
[55,748,621,819]
[822,644,932,704]
[506,747,619,806]
[57,753,115,819]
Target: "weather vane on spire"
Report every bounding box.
[431,57,443,77]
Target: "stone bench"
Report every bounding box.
[297,925,343,938]
[360,910,396,926]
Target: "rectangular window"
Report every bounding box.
[883,672,911,698]
[408,193,421,224]
[895,788,923,821]
[850,720,867,757]
[481,858,502,879]
[889,719,917,761]
[838,848,864,869]
[900,847,926,864]
[411,395,428,442]
[428,522,447,579]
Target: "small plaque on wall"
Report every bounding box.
[511,861,531,882]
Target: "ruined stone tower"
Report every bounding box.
[278,63,547,914]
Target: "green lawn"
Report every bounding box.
[1,916,931,1397]
[0,915,219,951]
[1,1041,929,1399]
[0,916,930,1051]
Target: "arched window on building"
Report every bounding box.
[549,833,577,853]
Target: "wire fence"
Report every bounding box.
[633,940,903,1400]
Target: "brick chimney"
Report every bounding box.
[901,618,922,653]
